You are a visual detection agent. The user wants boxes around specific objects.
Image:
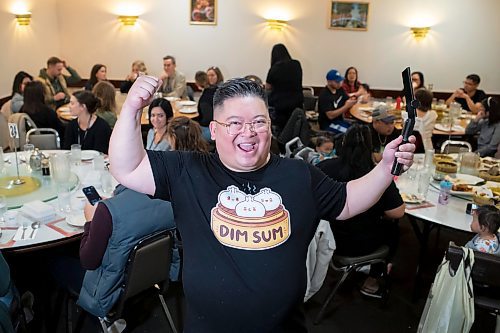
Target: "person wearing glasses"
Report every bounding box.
[109,77,415,332]
[446,74,487,113]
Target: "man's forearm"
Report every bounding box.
[338,162,393,220]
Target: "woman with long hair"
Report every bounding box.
[466,97,500,157]
[63,90,112,154]
[84,64,107,91]
[206,66,224,86]
[20,81,63,136]
[10,71,33,113]
[146,98,174,151]
[265,43,303,132]
[341,66,362,96]
[411,71,425,90]
[166,116,208,152]
[92,81,117,128]
[318,124,404,297]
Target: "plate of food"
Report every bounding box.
[358,106,374,112]
[179,107,197,114]
[450,183,476,196]
[164,96,180,102]
[81,150,100,161]
[445,173,484,185]
[401,193,425,204]
[178,100,196,107]
[434,124,465,132]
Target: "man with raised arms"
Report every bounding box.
[109,76,415,332]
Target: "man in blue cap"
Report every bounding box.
[317,69,356,133]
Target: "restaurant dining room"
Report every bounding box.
[1,0,500,332]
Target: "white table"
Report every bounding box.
[0,150,116,253]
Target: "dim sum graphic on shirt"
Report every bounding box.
[211,186,291,250]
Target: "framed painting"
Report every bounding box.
[329,1,369,31]
[190,0,217,25]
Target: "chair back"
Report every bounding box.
[113,230,174,317]
[0,113,10,151]
[26,128,60,150]
[294,147,314,161]
[440,140,472,154]
[7,113,37,151]
[0,101,12,121]
[303,87,317,111]
[446,242,500,313]
[284,137,305,158]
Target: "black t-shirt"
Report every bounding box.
[63,116,112,154]
[147,151,346,332]
[266,59,304,129]
[317,157,403,255]
[455,89,487,111]
[317,86,349,130]
[369,123,400,154]
[22,105,64,139]
[195,86,217,127]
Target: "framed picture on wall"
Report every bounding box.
[190,0,217,25]
[329,1,369,31]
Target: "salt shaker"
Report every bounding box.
[438,180,452,205]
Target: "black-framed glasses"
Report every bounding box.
[213,119,270,135]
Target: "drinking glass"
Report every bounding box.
[417,171,431,199]
[93,153,105,171]
[50,153,70,183]
[23,143,34,163]
[0,147,4,170]
[57,184,72,213]
[424,149,435,168]
[100,171,114,195]
[0,195,6,222]
[70,144,81,165]
[459,152,480,176]
[385,96,393,108]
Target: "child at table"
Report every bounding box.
[466,205,500,255]
[308,135,335,165]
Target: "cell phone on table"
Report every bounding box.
[466,203,478,215]
[82,186,102,206]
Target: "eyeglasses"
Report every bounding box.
[213,119,270,135]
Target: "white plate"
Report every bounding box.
[81,150,100,161]
[178,100,196,106]
[447,173,484,185]
[358,106,374,112]
[401,193,425,204]
[66,215,86,227]
[434,124,465,132]
[58,106,70,112]
[164,96,180,102]
[450,187,476,196]
[179,108,197,114]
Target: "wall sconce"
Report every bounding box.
[15,13,31,26]
[410,27,430,40]
[118,15,139,26]
[266,19,288,31]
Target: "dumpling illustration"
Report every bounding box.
[235,197,266,218]
[219,185,246,209]
[254,188,281,211]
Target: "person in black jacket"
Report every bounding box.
[193,71,217,142]
[265,44,304,132]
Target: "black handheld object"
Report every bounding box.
[391,67,420,175]
[82,186,102,206]
[466,203,478,215]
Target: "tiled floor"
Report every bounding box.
[7,216,498,332]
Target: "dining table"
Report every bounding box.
[56,90,199,125]
[0,150,117,253]
[350,102,472,136]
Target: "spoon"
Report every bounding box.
[29,221,40,239]
[21,226,27,240]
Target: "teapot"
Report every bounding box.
[29,148,45,171]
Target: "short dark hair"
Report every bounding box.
[415,88,433,112]
[47,56,62,67]
[213,78,268,111]
[466,74,480,85]
[73,90,101,114]
[195,71,208,88]
[315,136,333,148]
[12,71,33,95]
[163,55,176,65]
[484,97,500,125]
[476,205,500,235]
[148,98,174,126]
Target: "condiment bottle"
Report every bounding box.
[41,157,50,176]
[396,96,402,110]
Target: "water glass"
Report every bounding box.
[407,165,417,181]
[101,171,114,195]
[50,153,70,183]
[93,154,105,171]
[459,152,480,176]
[0,147,4,170]
[385,96,393,108]
[417,171,431,199]
[23,143,34,162]
[70,144,81,165]
[57,184,72,213]
[0,195,6,222]
[424,149,434,168]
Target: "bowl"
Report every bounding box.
[473,193,495,206]
[433,154,454,164]
[435,161,458,174]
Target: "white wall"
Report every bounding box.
[1,0,499,98]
